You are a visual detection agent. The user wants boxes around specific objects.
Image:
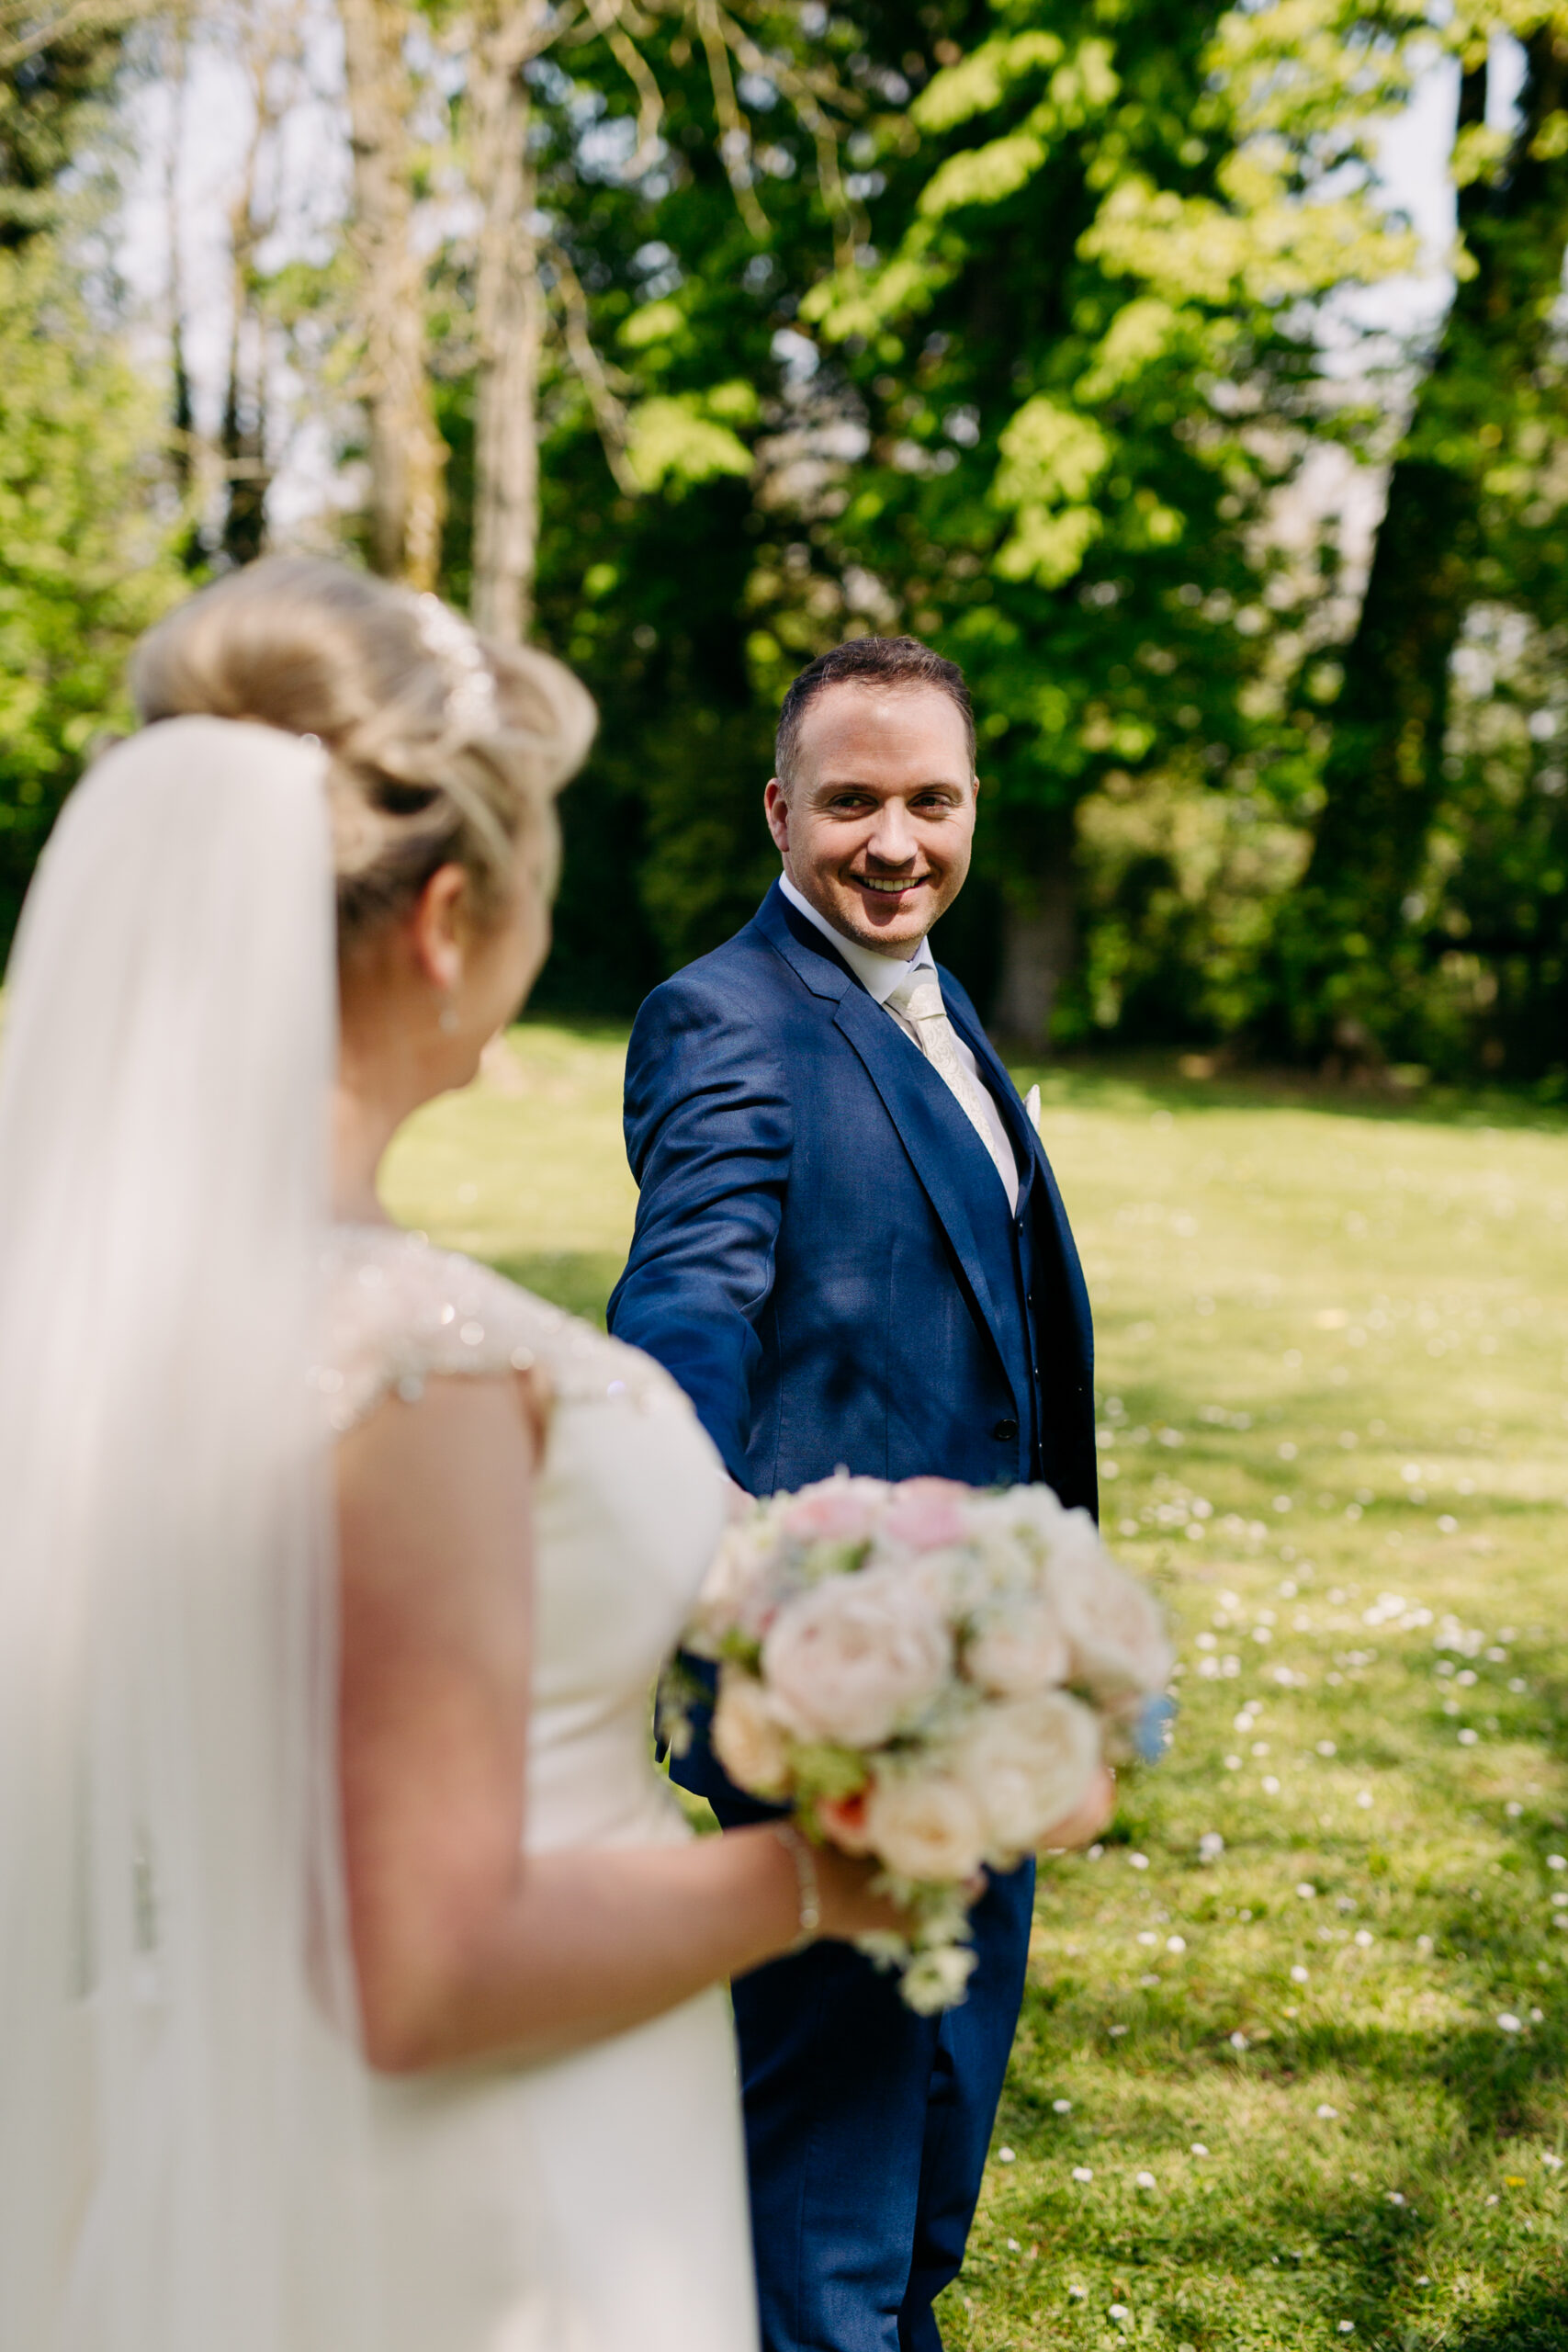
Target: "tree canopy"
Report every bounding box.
[7,0,1568,1093]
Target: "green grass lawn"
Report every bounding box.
[387,1025,1568,2351]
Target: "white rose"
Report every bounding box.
[949,1690,1101,1861]
[963,1596,1070,1697]
[862,1770,987,1883]
[900,1941,980,2014]
[994,1484,1066,1543]
[711,1670,791,1797]
[689,1517,781,1653]
[1043,1512,1174,1699]
[761,1564,953,1747]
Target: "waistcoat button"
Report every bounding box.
[992,1417,1019,1442]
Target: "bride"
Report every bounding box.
[0,557,913,2352]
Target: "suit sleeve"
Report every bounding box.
[606,975,792,1487]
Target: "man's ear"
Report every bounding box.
[764,777,791,858]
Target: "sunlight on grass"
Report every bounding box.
[385,1023,1568,2349]
[380,1022,637,1323]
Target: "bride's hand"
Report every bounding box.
[1036,1763,1118,1856]
[811,1762,1118,1940]
[776,1764,1120,1959]
[811,1843,919,1942]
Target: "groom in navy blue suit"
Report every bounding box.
[607,636,1098,2351]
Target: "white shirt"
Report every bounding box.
[778,873,1021,1212]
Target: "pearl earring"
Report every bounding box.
[438,999,460,1034]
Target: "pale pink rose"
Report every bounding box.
[783,1476,887,1544]
[863,1770,987,1883]
[711,1670,792,1798]
[1043,1514,1173,1698]
[883,1478,971,1552]
[963,1596,1071,1697]
[761,1565,953,1747]
[948,1690,1101,1860]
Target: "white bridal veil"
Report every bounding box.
[0,718,376,2352]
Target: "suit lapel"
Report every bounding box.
[756,881,1030,1407]
[754,881,856,1001]
[945,989,1094,1366]
[829,985,1018,1385]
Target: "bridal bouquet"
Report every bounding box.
[678,1475,1173,2013]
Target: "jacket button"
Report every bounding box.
[992,1417,1019,1442]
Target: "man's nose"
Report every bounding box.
[863,799,919,866]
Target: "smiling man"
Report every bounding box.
[608,636,1099,2352]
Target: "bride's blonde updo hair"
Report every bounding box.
[131,556,597,959]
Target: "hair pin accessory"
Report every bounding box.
[412,593,499,737]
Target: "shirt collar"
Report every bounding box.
[778,872,935,1007]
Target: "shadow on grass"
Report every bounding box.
[1020,1976,1568,2141]
[1443,2286,1568,2351]
[512,1015,1568,1134]
[1002,1046,1568,1135]
[483,1249,626,1328]
[1005,1990,1568,2336]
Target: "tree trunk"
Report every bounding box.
[994,864,1076,1051]
[219,315,269,565]
[1280,28,1568,1053]
[469,0,547,644]
[339,0,446,588]
[220,73,271,566]
[161,5,203,569]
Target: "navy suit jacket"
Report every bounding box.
[608,883,1097,1515]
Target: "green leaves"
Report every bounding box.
[918,125,1048,218]
[624,392,754,492]
[990,396,1111,587]
[0,243,184,941]
[912,32,1066,134]
[617,297,687,351]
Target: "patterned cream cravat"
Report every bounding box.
[886,965,1017,1203]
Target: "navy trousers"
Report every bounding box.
[677,1727,1033,2352]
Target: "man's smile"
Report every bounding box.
[850,873,934,895]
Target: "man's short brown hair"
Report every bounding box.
[773,635,976,790]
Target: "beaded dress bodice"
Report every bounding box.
[319,1225,727,1854]
[317,1223,688,1431]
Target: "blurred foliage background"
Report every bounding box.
[6,0,1568,1090]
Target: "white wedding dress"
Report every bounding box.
[321,1224,760,2352]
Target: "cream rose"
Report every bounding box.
[1043,1511,1174,1698]
[862,1770,987,1883]
[761,1565,953,1747]
[689,1516,784,1652]
[962,1596,1070,1697]
[948,1690,1101,1860]
[711,1669,791,1797]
